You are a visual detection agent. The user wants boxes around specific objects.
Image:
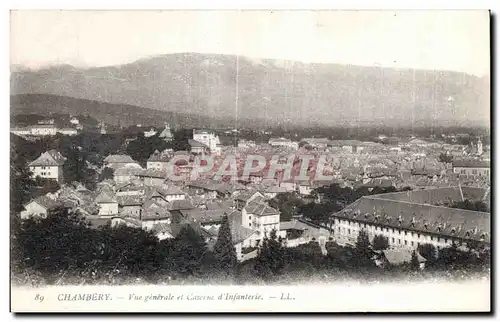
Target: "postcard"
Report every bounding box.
[10,9,491,313]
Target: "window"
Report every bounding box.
[411,241,414,246]
[418,233,420,238]
[364,223,367,228]
[437,237,441,242]
[431,236,434,241]
[348,229,351,235]
[392,238,395,243]
[249,223,251,227]
[405,240,408,245]
[444,238,448,243]
[417,242,420,246]
[249,216,251,220]
[338,227,340,232]
[404,231,407,236]
[398,239,401,244]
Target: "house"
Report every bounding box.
[159,123,174,142]
[151,222,174,240]
[10,127,31,136]
[104,154,139,170]
[377,249,427,269]
[263,185,288,199]
[144,128,157,138]
[189,139,210,154]
[57,128,78,136]
[30,124,58,136]
[70,117,80,125]
[116,195,143,218]
[94,191,119,217]
[234,190,265,210]
[140,200,172,230]
[192,129,221,154]
[138,169,167,187]
[331,187,490,251]
[242,197,280,246]
[28,150,66,183]
[147,150,172,171]
[227,210,259,261]
[160,185,186,202]
[268,137,298,150]
[20,195,59,219]
[452,159,490,178]
[113,164,144,183]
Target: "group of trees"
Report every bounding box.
[450,199,490,213]
[11,206,490,286]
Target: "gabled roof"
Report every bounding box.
[227,210,257,244]
[152,222,173,235]
[28,150,66,167]
[94,191,117,204]
[244,200,279,217]
[335,192,490,243]
[27,195,59,210]
[116,195,144,206]
[138,169,167,179]
[167,199,195,211]
[104,154,136,164]
[188,139,209,149]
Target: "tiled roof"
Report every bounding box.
[370,186,487,205]
[94,191,117,204]
[167,199,195,211]
[115,166,144,176]
[188,139,209,149]
[138,169,167,178]
[335,194,490,243]
[452,159,490,168]
[29,195,59,210]
[116,195,144,206]
[28,150,66,167]
[104,154,136,164]
[279,220,311,231]
[180,208,227,224]
[152,222,172,235]
[244,200,279,217]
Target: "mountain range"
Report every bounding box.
[10,53,490,128]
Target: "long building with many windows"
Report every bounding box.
[330,186,490,251]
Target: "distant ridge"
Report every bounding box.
[11,53,490,128]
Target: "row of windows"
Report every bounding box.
[341,227,449,244]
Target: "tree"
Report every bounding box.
[417,243,437,263]
[254,229,286,280]
[353,229,375,269]
[99,167,115,182]
[268,193,304,222]
[372,234,389,251]
[438,153,453,164]
[450,199,489,213]
[410,250,420,271]
[212,214,237,275]
[171,225,209,277]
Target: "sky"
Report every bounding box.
[10,10,490,76]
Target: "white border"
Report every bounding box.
[3,0,498,320]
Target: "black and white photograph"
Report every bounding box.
[9,9,491,312]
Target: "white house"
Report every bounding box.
[70,117,80,125]
[30,124,58,136]
[58,128,78,136]
[94,191,119,217]
[104,154,140,170]
[159,123,174,142]
[268,137,299,150]
[20,195,59,219]
[192,129,221,154]
[28,150,66,183]
[241,196,280,246]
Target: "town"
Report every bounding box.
[10,113,491,285]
